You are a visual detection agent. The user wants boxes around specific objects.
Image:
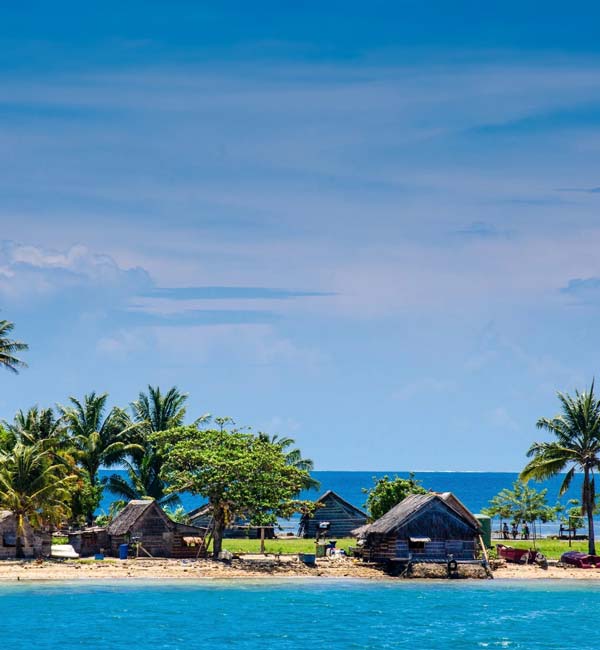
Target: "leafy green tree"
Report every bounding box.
[152,424,314,558]
[521,382,600,554]
[483,480,557,541]
[163,505,190,524]
[0,319,28,374]
[363,474,428,520]
[0,443,74,557]
[60,392,141,522]
[557,499,585,536]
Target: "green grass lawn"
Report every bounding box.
[221,537,356,555]
[496,538,590,559]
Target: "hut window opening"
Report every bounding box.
[3,533,16,547]
[408,537,430,553]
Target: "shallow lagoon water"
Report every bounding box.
[0,579,596,649]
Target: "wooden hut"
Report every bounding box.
[0,511,50,559]
[299,490,368,539]
[187,504,275,539]
[105,500,205,558]
[68,526,110,557]
[354,492,481,563]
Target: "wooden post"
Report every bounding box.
[260,527,265,555]
[478,535,494,579]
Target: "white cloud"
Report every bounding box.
[0,240,152,304]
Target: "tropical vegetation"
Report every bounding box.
[483,480,558,541]
[152,423,316,557]
[363,473,428,520]
[0,319,28,374]
[521,382,600,554]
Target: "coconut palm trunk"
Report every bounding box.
[15,514,25,559]
[583,467,596,555]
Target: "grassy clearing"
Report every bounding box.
[221,537,356,555]
[496,539,589,559]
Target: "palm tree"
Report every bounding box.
[106,451,180,507]
[59,392,141,522]
[0,319,28,373]
[6,406,66,448]
[521,382,600,554]
[60,392,140,485]
[112,386,189,506]
[131,385,188,434]
[259,433,320,491]
[0,443,74,557]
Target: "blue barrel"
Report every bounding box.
[118,544,129,560]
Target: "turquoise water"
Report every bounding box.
[0,580,596,649]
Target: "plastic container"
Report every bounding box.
[118,544,129,560]
[475,514,492,549]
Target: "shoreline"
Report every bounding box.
[2,557,600,582]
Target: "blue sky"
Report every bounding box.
[3,2,600,470]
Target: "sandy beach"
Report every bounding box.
[0,556,598,581]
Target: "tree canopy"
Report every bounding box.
[0,319,28,374]
[363,474,428,520]
[521,382,600,554]
[483,480,557,528]
[152,424,315,557]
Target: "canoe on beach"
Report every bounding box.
[560,551,600,568]
[496,544,538,564]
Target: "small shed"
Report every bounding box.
[354,492,481,563]
[0,511,50,559]
[187,504,275,539]
[106,500,205,558]
[68,526,110,557]
[299,490,368,538]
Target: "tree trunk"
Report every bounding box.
[260,526,265,554]
[15,514,24,560]
[584,468,596,555]
[212,507,225,560]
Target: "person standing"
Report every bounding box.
[511,522,518,540]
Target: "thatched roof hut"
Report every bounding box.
[94,500,203,558]
[299,490,368,539]
[187,504,274,539]
[0,511,50,559]
[355,492,480,563]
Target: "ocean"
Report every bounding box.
[0,579,597,649]
[97,470,587,535]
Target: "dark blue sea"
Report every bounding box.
[98,470,587,535]
[0,580,597,649]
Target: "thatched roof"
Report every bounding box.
[187,503,211,520]
[354,492,480,537]
[0,511,13,523]
[107,500,165,536]
[313,490,368,517]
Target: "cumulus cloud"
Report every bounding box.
[0,240,152,304]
